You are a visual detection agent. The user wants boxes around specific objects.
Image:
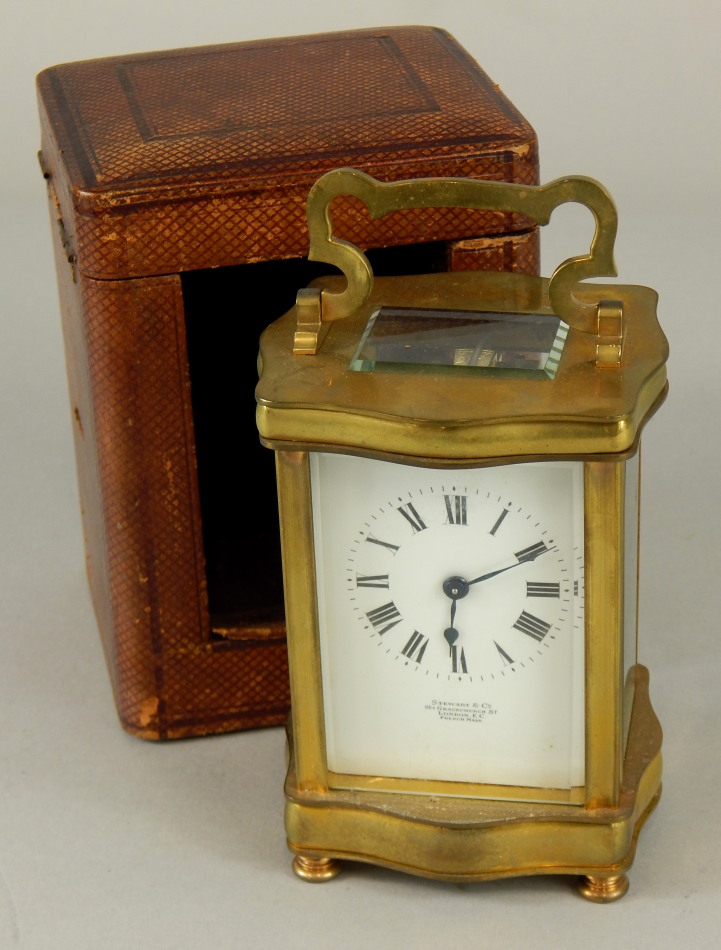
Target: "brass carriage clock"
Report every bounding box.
[255,169,668,901]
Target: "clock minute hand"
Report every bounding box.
[467,562,523,585]
[467,542,550,587]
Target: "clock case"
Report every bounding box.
[256,170,669,899]
[36,26,540,740]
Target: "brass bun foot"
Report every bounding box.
[292,854,342,883]
[577,872,630,903]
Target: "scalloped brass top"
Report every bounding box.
[257,268,668,462]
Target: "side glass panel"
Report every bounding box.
[623,451,641,751]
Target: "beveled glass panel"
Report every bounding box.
[350,307,568,379]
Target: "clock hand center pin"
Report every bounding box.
[442,575,470,601]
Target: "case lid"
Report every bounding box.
[37,27,538,280]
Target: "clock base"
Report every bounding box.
[285,666,661,899]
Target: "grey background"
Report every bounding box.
[2,2,719,947]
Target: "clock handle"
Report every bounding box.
[295,168,621,360]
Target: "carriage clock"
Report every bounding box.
[255,169,668,901]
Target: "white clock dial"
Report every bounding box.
[310,453,585,797]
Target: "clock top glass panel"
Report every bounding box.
[349,306,569,379]
[310,452,585,803]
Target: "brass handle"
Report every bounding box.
[296,168,620,357]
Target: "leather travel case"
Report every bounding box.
[37,26,540,739]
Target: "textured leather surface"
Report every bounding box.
[50,196,291,738]
[37,26,538,280]
[39,28,540,739]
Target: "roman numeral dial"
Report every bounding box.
[489,507,509,536]
[494,641,514,666]
[345,476,576,681]
[401,631,429,663]
[513,610,552,642]
[444,494,468,525]
[365,602,402,635]
[515,541,550,563]
[451,644,468,674]
[397,502,427,533]
[365,535,399,554]
[527,581,561,598]
[356,573,390,589]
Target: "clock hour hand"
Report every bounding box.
[442,575,468,644]
[444,625,459,651]
[443,585,461,652]
[442,578,468,673]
